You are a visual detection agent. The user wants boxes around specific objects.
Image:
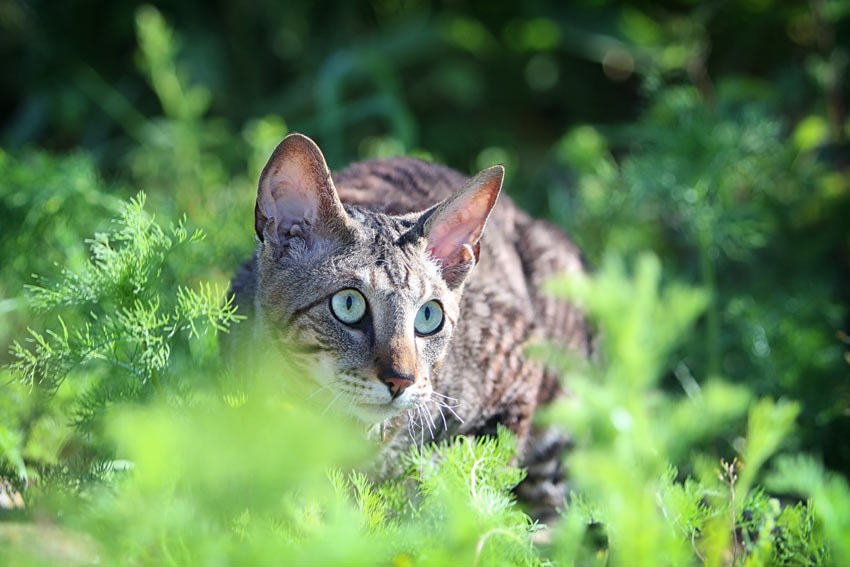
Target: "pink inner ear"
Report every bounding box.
[426,189,495,266]
[267,169,318,225]
[256,133,351,243]
[426,222,477,265]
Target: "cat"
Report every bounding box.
[229,133,590,514]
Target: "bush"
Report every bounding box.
[0,190,846,565]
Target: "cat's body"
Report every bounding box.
[230,134,589,513]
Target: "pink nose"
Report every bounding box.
[384,376,414,397]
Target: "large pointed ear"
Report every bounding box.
[422,165,503,289]
[255,133,352,249]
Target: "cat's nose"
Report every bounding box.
[380,372,415,398]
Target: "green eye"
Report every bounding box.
[414,300,444,336]
[330,289,367,324]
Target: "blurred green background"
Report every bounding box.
[1,0,849,552]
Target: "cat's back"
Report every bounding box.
[333,156,470,214]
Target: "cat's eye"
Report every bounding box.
[330,289,367,325]
[414,300,444,336]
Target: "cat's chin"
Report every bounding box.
[348,398,421,424]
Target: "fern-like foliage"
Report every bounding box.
[330,426,541,567]
[25,193,200,312]
[8,194,242,427]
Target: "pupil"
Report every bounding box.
[424,306,431,319]
[346,296,353,310]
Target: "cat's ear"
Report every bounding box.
[255,133,352,248]
[423,165,503,289]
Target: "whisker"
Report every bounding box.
[431,391,459,403]
[435,399,465,424]
[422,406,437,439]
[416,406,425,447]
[409,408,424,450]
[407,406,425,478]
[418,407,425,477]
[408,406,425,479]
[419,404,434,439]
[305,380,343,401]
[345,393,357,417]
[321,391,343,416]
[428,389,465,425]
[431,398,448,431]
[415,406,426,443]
[407,410,417,445]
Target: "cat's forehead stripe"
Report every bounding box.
[415,271,430,303]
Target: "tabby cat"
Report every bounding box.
[229,133,590,512]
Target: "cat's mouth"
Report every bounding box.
[304,363,430,423]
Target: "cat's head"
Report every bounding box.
[253,133,502,423]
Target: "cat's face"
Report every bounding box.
[253,134,502,423]
[256,211,460,423]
